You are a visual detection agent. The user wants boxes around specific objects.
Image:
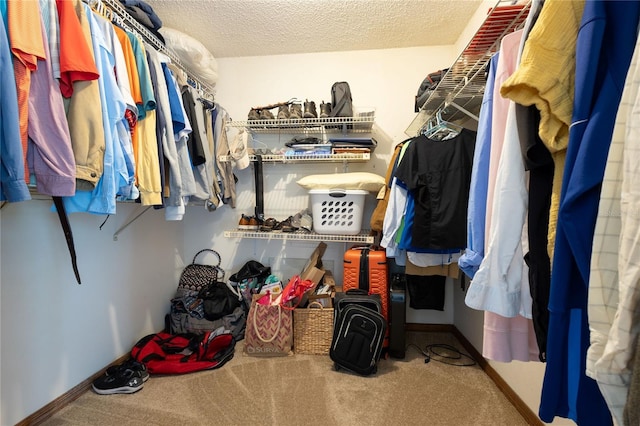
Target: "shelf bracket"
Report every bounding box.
[446,101,479,121]
[113,206,153,241]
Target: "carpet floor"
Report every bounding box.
[41,332,529,426]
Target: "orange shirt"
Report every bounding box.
[8,0,46,181]
[56,0,99,98]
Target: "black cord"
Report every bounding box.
[407,343,477,367]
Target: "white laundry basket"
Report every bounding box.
[309,189,367,235]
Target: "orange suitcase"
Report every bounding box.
[343,246,389,348]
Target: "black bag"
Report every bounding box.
[330,296,386,376]
[229,260,271,283]
[198,280,243,321]
[329,81,353,118]
[415,68,448,112]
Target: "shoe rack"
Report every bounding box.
[221,116,374,163]
[223,229,374,244]
[222,114,376,244]
[405,0,531,136]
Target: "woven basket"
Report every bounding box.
[293,301,334,355]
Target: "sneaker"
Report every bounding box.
[319,101,332,118]
[106,358,149,383]
[259,109,275,119]
[277,105,290,119]
[300,212,313,232]
[289,103,303,119]
[248,108,260,120]
[92,368,144,395]
[303,99,317,118]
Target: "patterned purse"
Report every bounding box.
[178,249,223,292]
[244,294,293,357]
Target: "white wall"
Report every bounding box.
[0,201,183,425]
[203,45,458,324]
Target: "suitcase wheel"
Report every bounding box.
[334,363,341,372]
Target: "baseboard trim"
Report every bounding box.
[17,353,130,426]
[20,325,543,426]
[448,326,544,426]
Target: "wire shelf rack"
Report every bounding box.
[224,229,375,243]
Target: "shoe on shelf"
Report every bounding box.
[277,105,290,120]
[303,99,317,118]
[289,103,303,119]
[248,108,260,121]
[319,101,332,118]
[260,217,278,232]
[274,216,296,232]
[239,214,259,230]
[92,367,144,395]
[106,358,149,383]
[300,212,313,232]
[259,109,275,119]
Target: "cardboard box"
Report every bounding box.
[299,242,326,286]
[307,270,336,308]
[297,242,326,306]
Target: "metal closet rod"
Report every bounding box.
[92,0,216,98]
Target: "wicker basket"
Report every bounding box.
[293,301,334,355]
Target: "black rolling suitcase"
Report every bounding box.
[330,290,387,375]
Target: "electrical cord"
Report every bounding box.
[407,343,477,367]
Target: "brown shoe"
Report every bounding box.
[248,109,260,120]
[303,99,317,118]
[289,103,303,119]
[239,214,259,230]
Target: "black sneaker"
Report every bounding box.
[92,368,144,395]
[106,359,150,383]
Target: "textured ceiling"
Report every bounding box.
[146,0,484,58]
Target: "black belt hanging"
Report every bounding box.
[254,154,264,221]
[52,196,82,284]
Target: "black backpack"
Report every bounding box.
[329,82,353,117]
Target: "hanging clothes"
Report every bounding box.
[0,11,30,202]
[58,0,105,191]
[586,10,640,426]
[465,29,529,319]
[393,128,476,251]
[458,52,498,279]
[539,1,640,424]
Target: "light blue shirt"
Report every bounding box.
[126,31,156,119]
[458,52,499,279]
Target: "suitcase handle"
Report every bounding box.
[345,289,369,296]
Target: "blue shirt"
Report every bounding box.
[0,12,30,202]
[458,52,498,278]
[540,2,640,424]
[162,63,186,135]
[126,31,156,119]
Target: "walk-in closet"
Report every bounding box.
[2,0,638,425]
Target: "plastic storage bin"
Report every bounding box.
[309,189,367,235]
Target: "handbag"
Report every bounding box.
[244,294,292,357]
[178,249,223,292]
[198,280,243,321]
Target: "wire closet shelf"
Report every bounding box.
[405,0,531,136]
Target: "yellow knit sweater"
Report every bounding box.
[500,0,586,260]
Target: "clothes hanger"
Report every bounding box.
[423,110,463,140]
